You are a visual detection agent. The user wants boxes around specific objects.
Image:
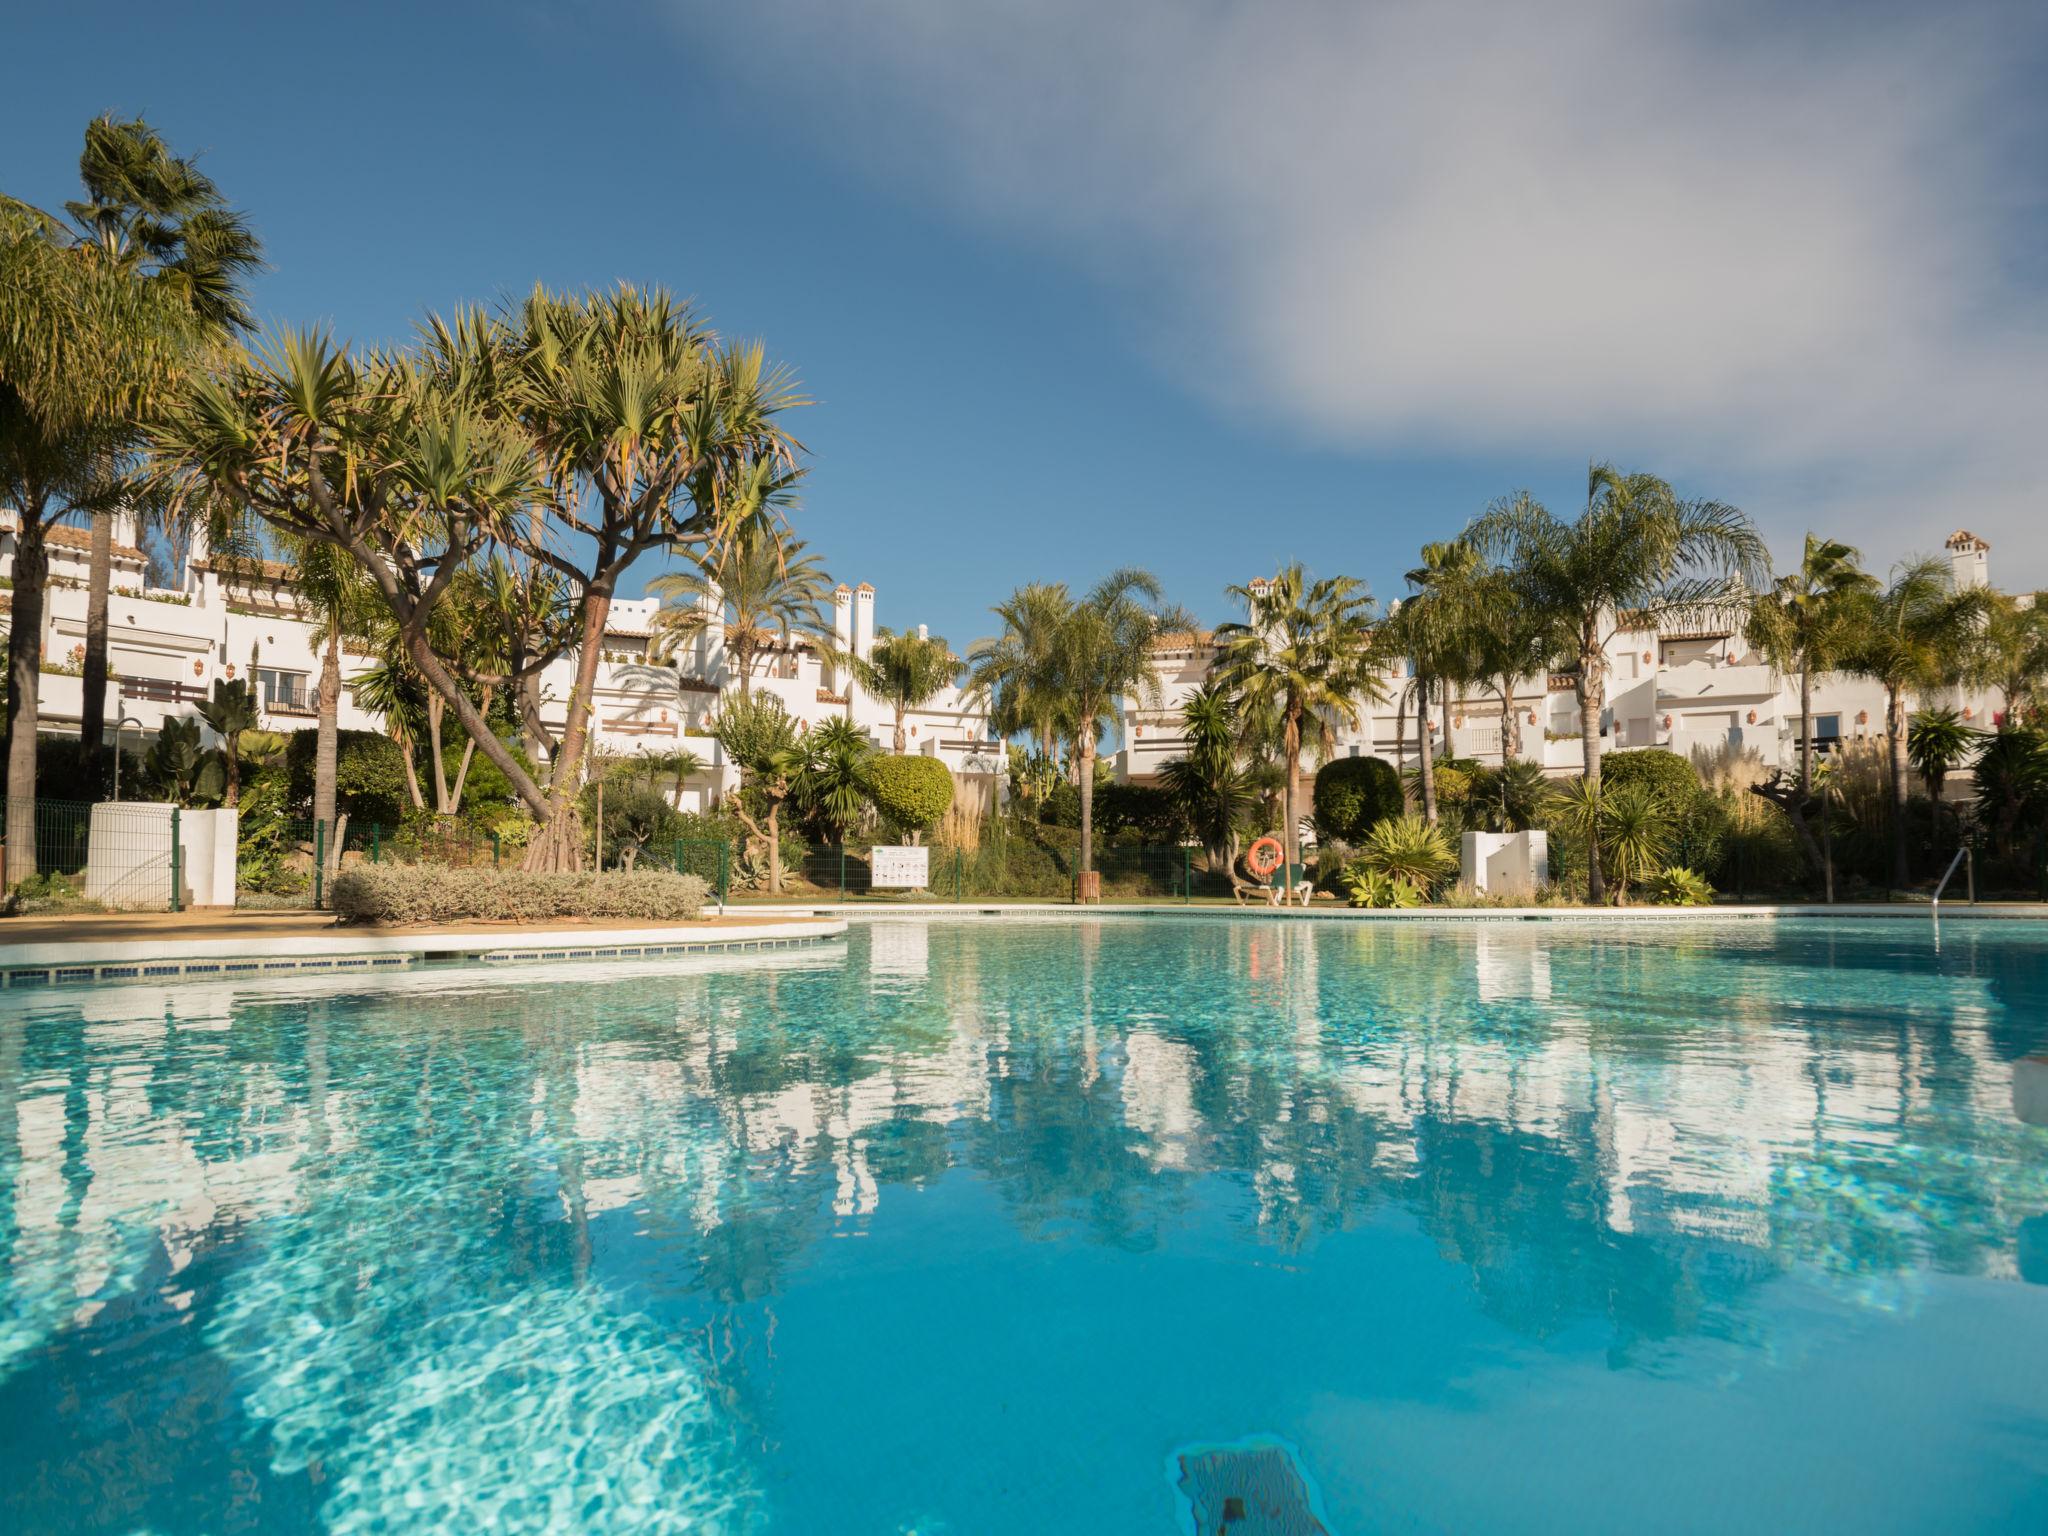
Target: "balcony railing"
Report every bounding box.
[263,686,315,716]
[120,677,209,705]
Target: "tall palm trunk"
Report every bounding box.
[79,511,114,789]
[1579,660,1607,902]
[4,518,50,883]
[1498,680,1519,763]
[1886,684,1910,890]
[892,705,907,754]
[1394,683,1411,807]
[1416,672,1438,822]
[313,626,341,873]
[1282,704,1302,873]
[1798,656,1815,797]
[1441,693,1455,757]
[1077,738,1097,880]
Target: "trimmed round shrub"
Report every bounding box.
[286,728,411,826]
[1313,756,1403,841]
[1600,748,1700,804]
[866,754,954,837]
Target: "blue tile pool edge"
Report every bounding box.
[0,932,841,989]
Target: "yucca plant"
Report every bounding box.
[1594,782,1673,902]
[1357,813,1459,896]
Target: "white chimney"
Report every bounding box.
[1945,529,1990,591]
[853,583,876,661]
[916,622,928,642]
[832,585,853,689]
[700,579,726,683]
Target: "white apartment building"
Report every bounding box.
[1117,530,2010,784]
[0,511,1000,810]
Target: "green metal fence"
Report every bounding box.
[1,796,184,910]
[672,838,732,904]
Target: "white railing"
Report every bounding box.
[1931,845,1974,913]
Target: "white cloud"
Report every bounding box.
[675,0,2047,578]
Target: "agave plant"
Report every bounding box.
[1356,813,1459,896]
[1644,865,1715,906]
[1343,866,1423,909]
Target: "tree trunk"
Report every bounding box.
[1077,739,1097,875]
[448,686,490,814]
[1887,684,1910,890]
[523,590,612,871]
[1798,657,1815,797]
[1282,705,1302,873]
[314,626,341,875]
[1416,673,1438,822]
[1394,684,1411,807]
[1441,693,1455,757]
[80,511,114,789]
[893,704,906,755]
[766,796,783,894]
[5,519,50,884]
[426,693,451,814]
[1579,660,1607,903]
[396,728,425,810]
[1499,681,1519,763]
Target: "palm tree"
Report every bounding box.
[1392,541,1484,821]
[968,581,1074,761]
[1043,569,1182,895]
[1210,564,1380,876]
[711,691,804,894]
[282,536,376,855]
[1907,708,1982,811]
[791,716,874,838]
[4,121,253,880]
[1467,473,1767,901]
[1978,592,2048,729]
[852,627,963,752]
[648,521,836,697]
[1158,681,1256,872]
[1837,558,1991,889]
[1469,568,1552,765]
[1744,534,1875,795]
[196,679,259,807]
[63,117,261,783]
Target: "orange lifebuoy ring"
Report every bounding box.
[1247,836,1285,879]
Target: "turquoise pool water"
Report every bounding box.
[3,917,2047,1533]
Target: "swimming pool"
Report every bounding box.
[3,917,2045,1533]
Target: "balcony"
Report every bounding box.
[1655,663,1777,702]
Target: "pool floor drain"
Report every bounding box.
[1171,1435,1332,1533]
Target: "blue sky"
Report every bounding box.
[7,1,2044,647]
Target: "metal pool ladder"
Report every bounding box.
[1932,845,1975,914]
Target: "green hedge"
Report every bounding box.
[331,866,710,924]
[1313,756,1403,841]
[866,754,953,836]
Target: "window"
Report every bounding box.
[1814,714,1841,740]
[256,667,311,712]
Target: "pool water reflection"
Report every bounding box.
[3,919,2046,1533]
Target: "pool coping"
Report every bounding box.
[0,916,847,989]
[743,901,2048,924]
